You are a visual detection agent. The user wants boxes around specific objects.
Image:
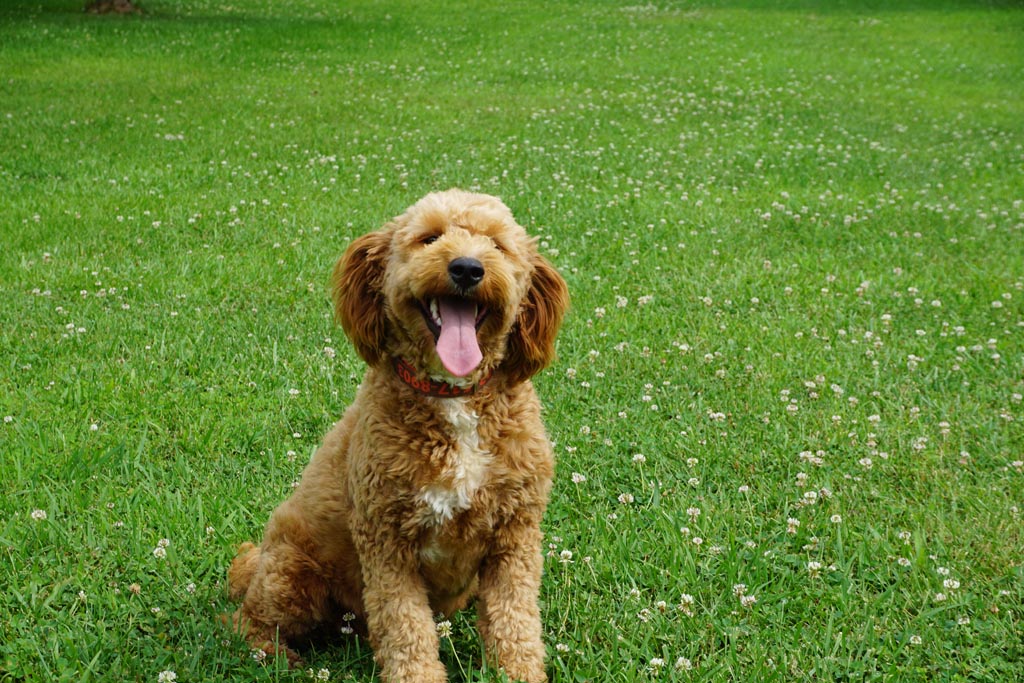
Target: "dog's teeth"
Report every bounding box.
[429,299,441,326]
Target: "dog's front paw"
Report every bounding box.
[380,659,447,683]
[501,658,547,683]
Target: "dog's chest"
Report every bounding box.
[417,398,490,526]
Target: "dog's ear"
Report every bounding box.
[331,229,392,367]
[503,252,569,384]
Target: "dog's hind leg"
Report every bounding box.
[227,541,260,600]
[229,540,332,667]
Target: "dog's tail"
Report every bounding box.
[227,541,261,601]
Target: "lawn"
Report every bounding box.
[1,0,1022,681]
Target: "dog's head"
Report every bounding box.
[332,189,569,386]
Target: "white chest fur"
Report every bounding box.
[418,398,491,525]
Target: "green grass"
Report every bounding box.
[2,0,1023,681]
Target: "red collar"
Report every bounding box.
[392,357,492,398]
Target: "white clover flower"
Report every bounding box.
[678,593,695,617]
[675,657,694,671]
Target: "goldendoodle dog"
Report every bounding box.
[228,189,569,683]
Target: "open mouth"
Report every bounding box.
[420,297,490,339]
[417,297,490,377]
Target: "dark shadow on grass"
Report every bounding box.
[0,0,397,67]
[0,0,368,26]
[4,0,1022,21]
[0,0,371,32]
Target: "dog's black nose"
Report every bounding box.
[448,257,485,289]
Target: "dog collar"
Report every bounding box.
[393,357,491,398]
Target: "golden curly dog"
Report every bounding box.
[228,189,569,683]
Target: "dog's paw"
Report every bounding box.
[255,639,305,669]
[381,659,447,683]
[501,663,547,683]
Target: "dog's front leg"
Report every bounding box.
[357,540,447,683]
[477,517,547,683]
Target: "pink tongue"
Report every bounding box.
[436,297,482,377]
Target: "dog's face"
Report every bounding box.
[332,190,568,384]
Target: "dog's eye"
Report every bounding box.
[421,235,440,246]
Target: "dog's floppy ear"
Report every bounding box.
[331,229,392,367]
[503,252,569,384]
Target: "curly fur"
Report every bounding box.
[228,189,569,682]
